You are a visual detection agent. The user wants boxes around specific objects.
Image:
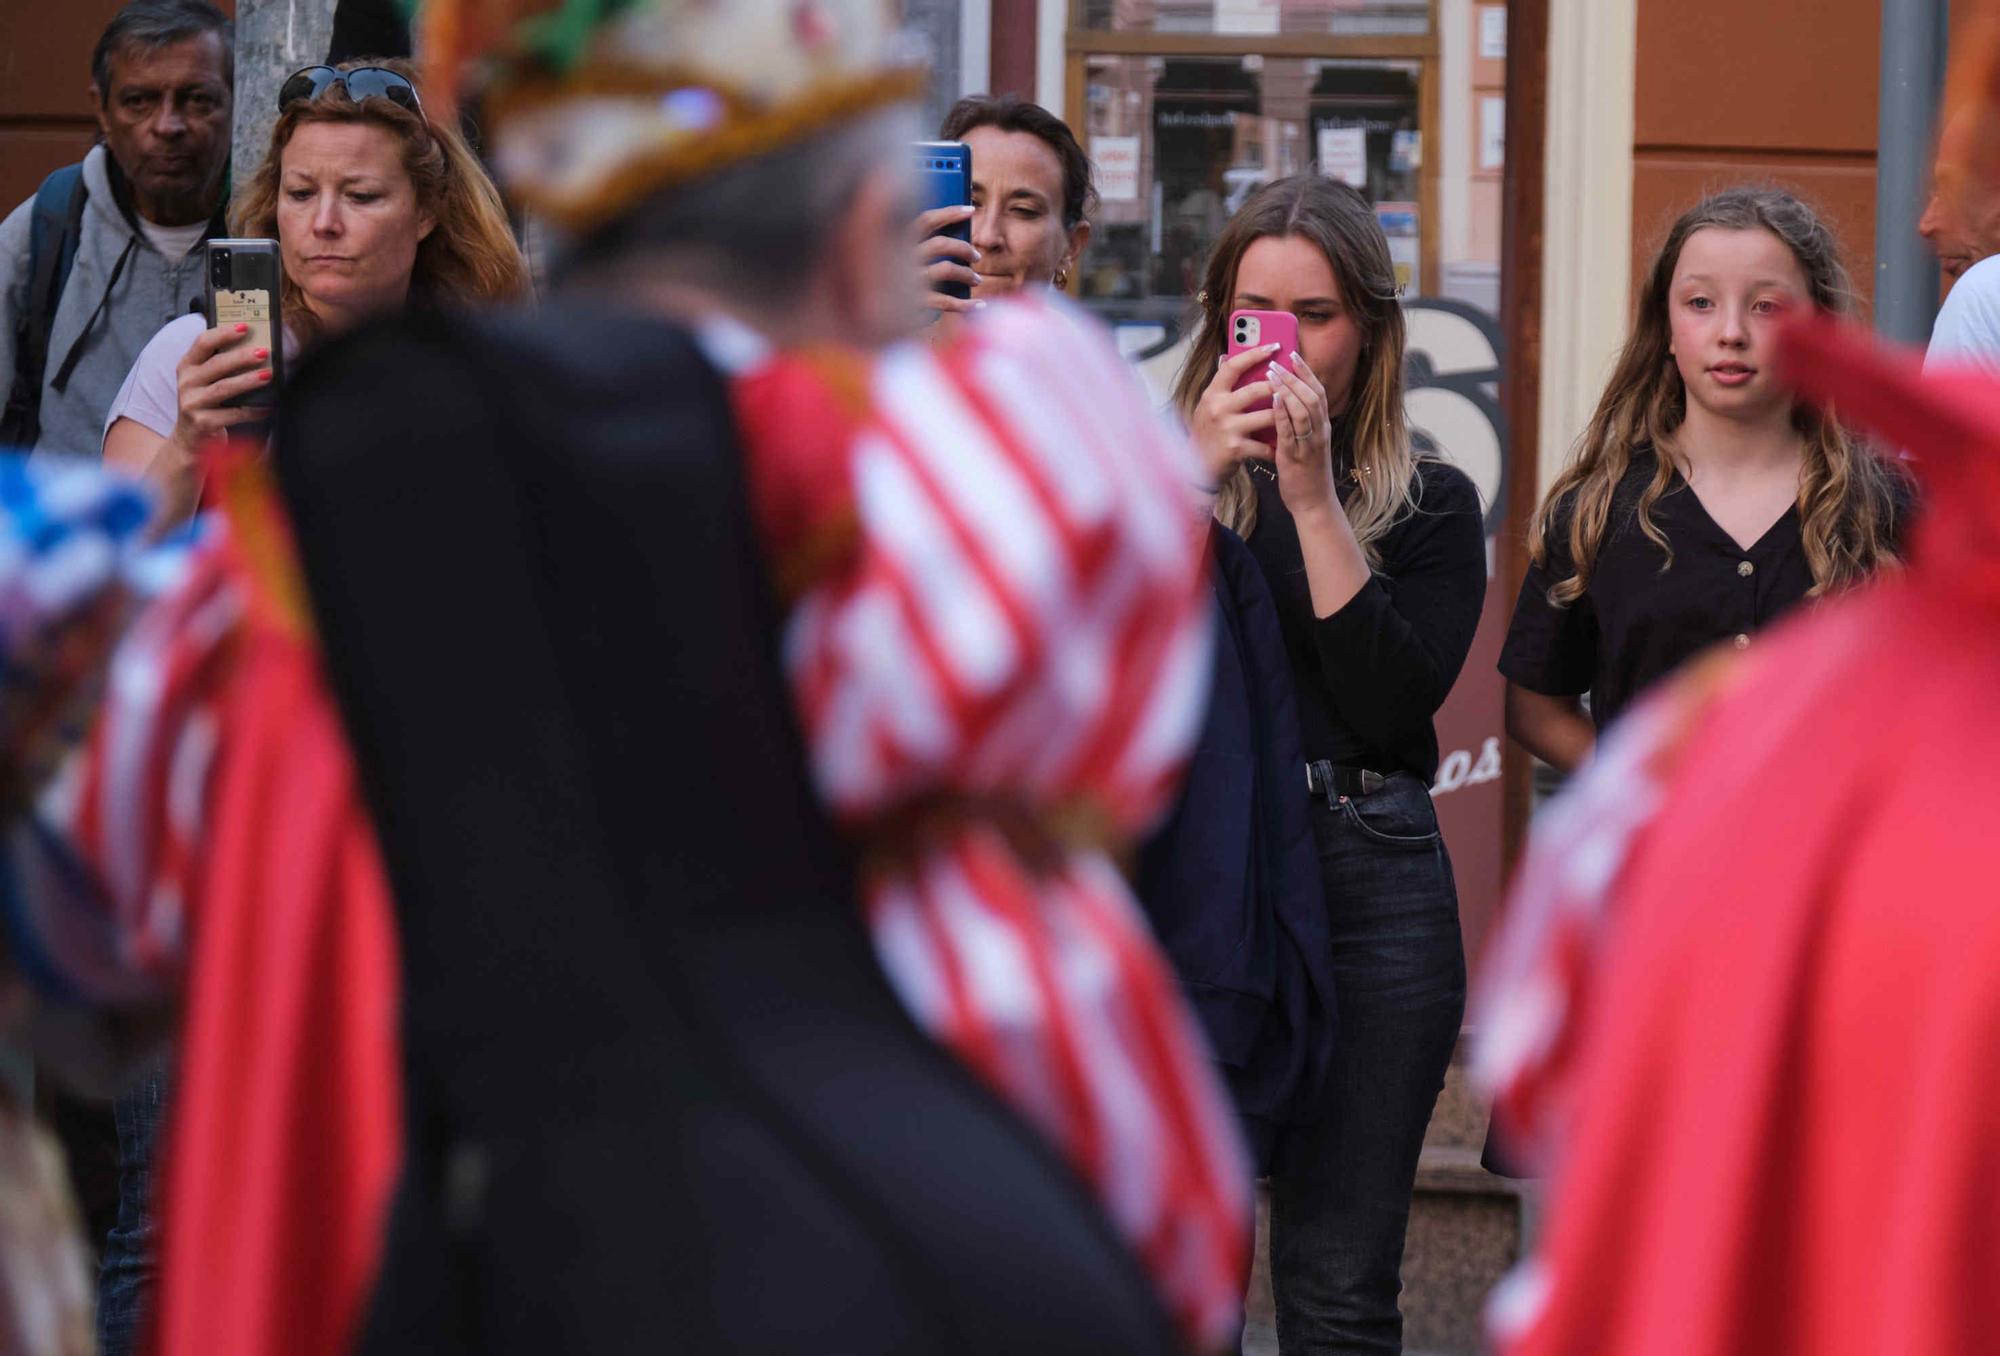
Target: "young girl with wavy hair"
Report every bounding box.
[1177,175,1486,1354]
[1502,187,1907,771]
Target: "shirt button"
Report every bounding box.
[1734,633,1751,649]
[1738,560,1755,577]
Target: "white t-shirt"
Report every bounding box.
[1926,253,2000,378]
[138,217,209,261]
[103,314,300,448]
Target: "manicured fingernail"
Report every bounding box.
[254,347,269,359]
[1263,342,1280,352]
[974,300,989,309]
[1292,350,1305,364]
[235,323,249,333]
[259,369,273,381]
[971,248,983,260]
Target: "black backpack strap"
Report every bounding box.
[1,164,89,448]
[49,235,136,397]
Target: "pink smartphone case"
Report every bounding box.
[1226,310,1300,448]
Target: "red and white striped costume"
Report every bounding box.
[731,295,1252,1349]
[13,473,403,1356]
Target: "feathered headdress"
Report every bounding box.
[399,0,925,231]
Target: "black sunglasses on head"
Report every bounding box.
[278,65,425,117]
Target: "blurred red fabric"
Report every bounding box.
[1480,323,2000,1355]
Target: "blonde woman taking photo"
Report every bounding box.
[1178,175,1485,1356]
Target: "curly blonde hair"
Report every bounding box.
[1532,187,1902,605]
[231,59,528,342]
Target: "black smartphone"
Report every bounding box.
[914,140,973,303]
[203,238,285,409]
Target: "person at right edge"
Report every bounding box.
[1179,175,1486,1355]
[1921,29,2000,375]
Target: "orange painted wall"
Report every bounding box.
[1631,0,1881,305]
[0,0,237,213]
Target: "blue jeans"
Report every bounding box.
[98,1061,169,1356]
[1268,774,1466,1355]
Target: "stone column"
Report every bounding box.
[231,0,336,189]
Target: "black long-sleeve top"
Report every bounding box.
[1242,458,1487,783]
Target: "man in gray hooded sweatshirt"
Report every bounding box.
[0,0,232,461]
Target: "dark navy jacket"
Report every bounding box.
[1138,524,1338,1170]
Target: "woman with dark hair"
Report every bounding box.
[920,94,1094,317]
[1177,175,1485,1355]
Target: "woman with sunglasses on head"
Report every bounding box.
[1178,176,1485,1356]
[101,59,527,519]
[87,59,524,1356]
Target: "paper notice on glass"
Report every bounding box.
[1374,202,1420,293]
[1479,5,1508,60]
[1094,135,1142,202]
[1215,0,1279,35]
[1390,128,1419,174]
[1479,96,1506,170]
[1318,126,1368,189]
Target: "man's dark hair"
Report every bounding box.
[92,0,234,103]
[939,94,1096,229]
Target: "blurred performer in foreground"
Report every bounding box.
[1473,48,2000,1356]
[1470,38,2000,1345]
[1473,314,2000,1356]
[0,2,1249,1354]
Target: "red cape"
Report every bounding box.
[146,481,401,1356]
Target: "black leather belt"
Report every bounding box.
[1306,759,1388,805]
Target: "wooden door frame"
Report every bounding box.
[1497,0,1549,875]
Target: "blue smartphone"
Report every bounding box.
[914,140,973,303]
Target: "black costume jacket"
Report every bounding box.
[275,303,1183,1355]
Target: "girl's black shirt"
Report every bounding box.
[1499,448,1888,733]
[1243,459,1487,783]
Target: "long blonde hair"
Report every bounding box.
[1532,187,1902,604]
[231,59,528,342]
[1172,176,1419,564]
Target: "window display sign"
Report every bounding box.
[1375,200,1421,293]
[1095,135,1143,201]
[1318,125,1369,188]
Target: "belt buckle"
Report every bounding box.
[1307,759,1339,808]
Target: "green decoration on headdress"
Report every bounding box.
[397,0,649,75]
[514,0,649,73]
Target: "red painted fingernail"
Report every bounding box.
[259,369,273,382]
[235,323,249,333]
[254,348,269,359]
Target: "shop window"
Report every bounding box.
[1075,0,1432,38]
[1081,54,1423,316]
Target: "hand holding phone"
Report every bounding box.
[203,239,285,410]
[1226,309,1302,449]
[914,141,976,314]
